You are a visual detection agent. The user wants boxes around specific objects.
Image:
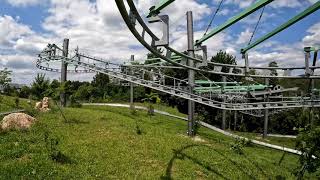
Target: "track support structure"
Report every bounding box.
[263,78,269,138]
[187,11,195,136]
[130,55,135,111]
[222,76,226,130]
[60,38,69,107]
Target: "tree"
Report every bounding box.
[92,73,110,90]
[31,73,50,100]
[0,68,12,89]
[268,61,279,87]
[19,86,31,98]
[203,50,238,82]
[74,84,95,101]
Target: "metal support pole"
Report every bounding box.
[243,53,249,75]
[60,38,69,107]
[130,55,135,111]
[263,78,269,138]
[305,50,311,76]
[228,110,231,130]
[234,111,237,131]
[222,76,226,130]
[311,78,315,127]
[187,11,195,136]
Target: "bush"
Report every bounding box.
[148,104,154,116]
[14,97,19,108]
[230,137,252,155]
[194,113,204,135]
[295,126,320,179]
[69,95,82,108]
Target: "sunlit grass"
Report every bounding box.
[0,101,319,179]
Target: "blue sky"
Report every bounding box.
[0,0,319,84]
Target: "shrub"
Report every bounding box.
[148,104,154,116]
[295,126,320,179]
[14,97,20,108]
[69,95,82,108]
[194,113,204,135]
[230,137,252,154]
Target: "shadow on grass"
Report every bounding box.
[161,144,230,180]
[51,151,74,164]
[161,144,271,180]
[64,118,89,124]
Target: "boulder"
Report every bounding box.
[42,97,49,107]
[34,97,51,112]
[35,102,42,110]
[1,113,36,131]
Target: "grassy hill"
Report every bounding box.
[0,100,319,179]
[0,95,31,113]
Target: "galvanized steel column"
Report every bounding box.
[130,55,135,111]
[60,38,69,107]
[222,76,226,130]
[234,110,237,131]
[263,78,269,138]
[187,11,195,136]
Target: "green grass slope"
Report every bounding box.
[0,105,318,179]
[0,95,32,113]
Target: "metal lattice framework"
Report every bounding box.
[36,1,320,137]
[115,0,320,79]
[37,45,320,111]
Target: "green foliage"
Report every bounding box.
[295,126,320,179]
[230,138,252,155]
[0,68,12,87]
[269,108,307,135]
[203,50,238,82]
[19,86,31,98]
[147,104,155,116]
[14,97,20,108]
[268,61,279,87]
[194,113,204,135]
[31,73,50,100]
[130,108,138,115]
[74,84,91,100]
[142,93,160,104]
[69,95,82,108]
[92,73,110,89]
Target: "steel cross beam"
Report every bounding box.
[147,0,175,18]
[241,1,320,54]
[195,0,274,46]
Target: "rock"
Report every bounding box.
[1,113,36,131]
[34,102,42,110]
[42,97,49,109]
[34,97,51,112]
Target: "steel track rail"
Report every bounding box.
[39,45,320,107]
[46,54,314,106]
[39,52,320,110]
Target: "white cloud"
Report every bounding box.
[269,0,302,8]
[0,0,319,84]
[6,0,42,7]
[223,0,255,9]
[236,29,252,45]
[0,15,33,47]
[303,22,320,46]
[222,0,304,9]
